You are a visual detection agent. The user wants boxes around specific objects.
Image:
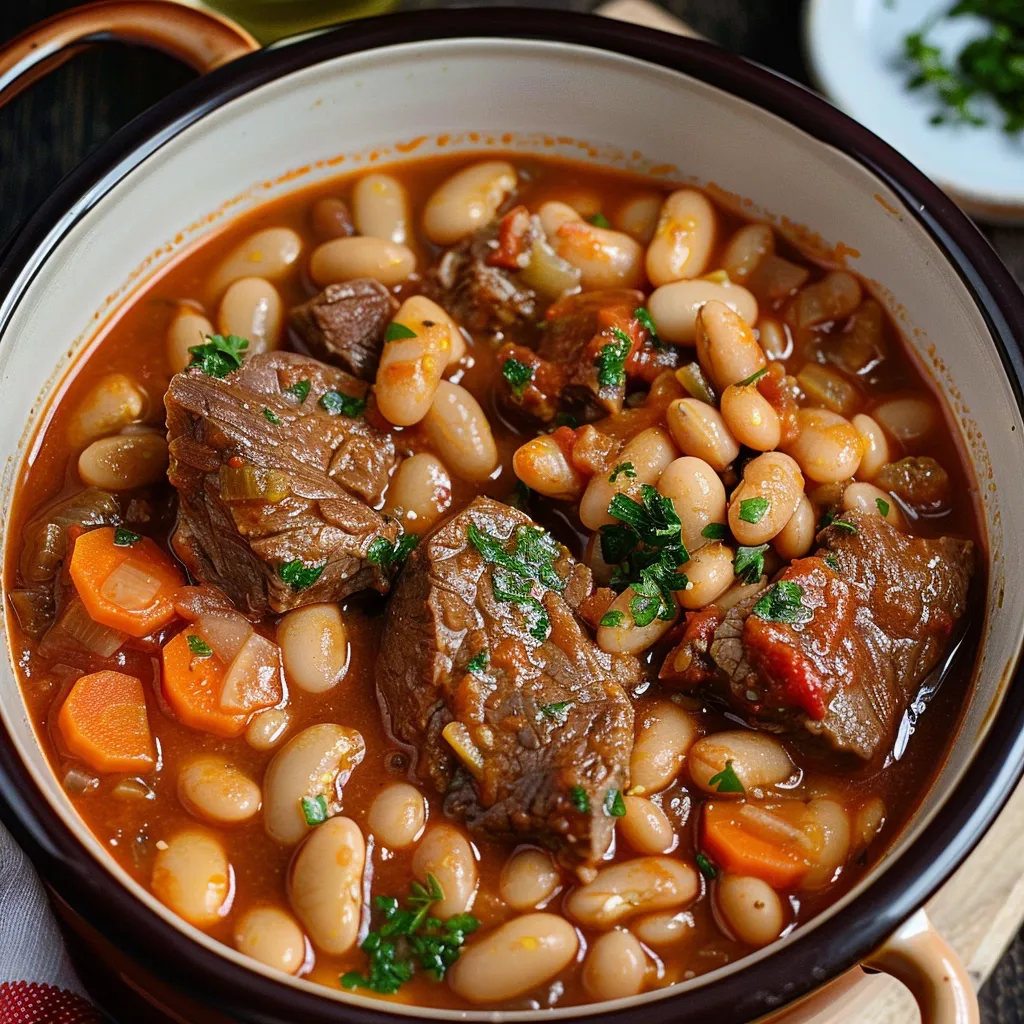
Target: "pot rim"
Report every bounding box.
[1,10,1023,1024]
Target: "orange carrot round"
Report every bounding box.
[161,630,248,738]
[702,802,807,890]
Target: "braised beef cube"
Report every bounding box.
[288,279,398,381]
[376,497,640,871]
[165,351,401,616]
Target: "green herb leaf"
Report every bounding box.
[696,852,718,880]
[634,306,660,344]
[739,497,770,524]
[300,794,328,827]
[569,785,590,813]
[187,334,248,378]
[588,212,612,228]
[701,523,727,541]
[824,553,841,571]
[733,543,769,585]
[605,788,626,817]
[736,367,768,387]
[595,328,632,390]
[467,649,489,675]
[368,533,419,571]
[752,580,813,624]
[876,497,891,517]
[319,389,366,418]
[600,609,626,628]
[278,559,326,592]
[609,461,637,483]
[113,527,141,547]
[826,515,858,534]
[540,700,573,718]
[501,358,534,399]
[186,634,212,658]
[263,407,281,424]
[708,759,746,794]
[284,379,311,403]
[385,322,418,342]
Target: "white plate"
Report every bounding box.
[805,0,1024,222]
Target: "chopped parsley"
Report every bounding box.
[695,852,718,880]
[738,497,770,524]
[733,543,770,585]
[277,559,326,592]
[186,635,212,658]
[736,367,768,387]
[609,462,637,483]
[876,497,891,517]
[187,333,248,378]
[634,306,661,345]
[588,212,612,228]
[752,580,813,625]
[501,358,534,399]
[319,389,366,418]
[820,510,858,534]
[701,523,727,541]
[595,328,632,390]
[283,379,311,403]
[824,553,842,571]
[368,533,419,571]
[300,795,328,827]
[466,649,489,675]
[605,789,626,817]
[113,527,141,547]
[600,609,626,628]
[708,759,746,794]
[540,700,573,718]
[568,786,590,813]
[384,322,418,342]
[263,407,281,425]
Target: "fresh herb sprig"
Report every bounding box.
[187,334,248,378]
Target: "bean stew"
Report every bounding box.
[5,153,984,1009]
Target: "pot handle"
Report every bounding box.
[863,909,978,1024]
[0,0,258,109]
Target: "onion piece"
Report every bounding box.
[196,610,253,664]
[796,364,861,418]
[10,588,55,638]
[63,766,100,795]
[100,560,162,612]
[442,721,485,778]
[519,237,581,301]
[40,596,127,658]
[675,362,716,405]
[21,487,119,583]
[172,584,237,622]
[218,464,291,503]
[219,633,283,714]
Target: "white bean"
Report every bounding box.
[615,192,663,244]
[423,161,517,245]
[619,796,676,855]
[597,586,679,655]
[794,271,861,329]
[728,452,805,546]
[852,413,890,481]
[499,849,561,910]
[211,227,302,296]
[566,857,699,928]
[311,196,354,240]
[68,374,144,448]
[263,724,365,845]
[512,436,583,501]
[583,929,649,1001]
[853,797,887,854]
[648,279,758,345]
[873,396,937,444]
[630,700,699,794]
[352,173,410,245]
[383,453,453,531]
[688,731,794,794]
[721,223,773,282]
[716,875,785,947]
[309,236,415,289]
[646,189,717,286]
[288,816,365,954]
[782,408,864,484]
[217,277,283,354]
[657,456,727,552]
[721,383,781,451]
[448,914,579,1003]
[233,906,306,975]
[245,707,290,751]
[772,494,816,560]
[367,782,426,849]
[539,201,645,289]
[757,317,793,361]
[413,825,478,919]
[178,757,261,825]
[799,799,851,890]
[78,432,169,490]
[679,542,735,610]
[843,481,904,527]
[696,300,767,391]
[167,309,215,374]
[666,399,740,472]
[277,604,349,694]
[633,910,695,948]
[151,829,231,928]
[422,381,499,483]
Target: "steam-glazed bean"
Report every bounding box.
[277,604,349,694]
[579,427,678,529]
[78,432,169,490]
[873,396,937,444]
[630,700,699,794]
[583,929,649,1001]
[720,223,773,282]
[217,277,282,354]
[800,799,851,890]
[619,796,676,855]
[689,731,795,794]
[352,173,410,244]
[727,452,804,546]
[539,202,645,290]
[843,481,904,527]
[288,816,365,954]
[615,192,662,244]
[233,906,306,975]
[367,782,426,849]
[151,829,231,928]
[178,757,261,825]
[413,824,478,918]
[499,849,560,910]
[657,456,727,552]
[716,875,785,947]
[263,724,365,845]
[634,910,695,948]
[310,196,354,240]
[648,279,758,345]
[597,586,679,655]
[772,495,816,560]
[757,317,792,361]
[423,381,499,483]
[782,408,864,483]
[645,189,717,286]
[210,227,302,295]
[167,308,214,374]
[678,542,735,610]
[852,413,890,481]
[721,383,781,451]
[310,236,415,289]
[245,707,290,751]
[566,856,699,928]
[383,453,453,530]
[853,797,887,853]
[666,399,740,472]
[513,436,583,501]
[696,300,767,391]
[448,914,579,1003]
[423,161,517,245]
[793,271,861,328]
[68,373,144,448]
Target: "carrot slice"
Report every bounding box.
[161,630,248,738]
[69,527,183,638]
[702,802,807,889]
[57,670,155,773]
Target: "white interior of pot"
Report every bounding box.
[0,39,1021,1019]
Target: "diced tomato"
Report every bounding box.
[487,205,533,269]
[743,615,828,720]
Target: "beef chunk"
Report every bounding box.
[166,351,400,616]
[288,279,398,380]
[376,497,640,870]
[664,513,974,760]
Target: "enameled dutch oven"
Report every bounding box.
[1,3,1023,1022]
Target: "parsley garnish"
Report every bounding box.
[634,306,661,345]
[824,554,841,571]
[605,789,626,817]
[186,634,212,658]
[540,700,573,718]
[467,649,489,675]
[588,212,612,228]
[609,462,637,483]
[113,527,141,547]
[752,580,813,624]
[876,497,891,517]
[708,759,746,794]
[600,609,626,628]
[501,358,534,399]
[263,407,281,424]
[820,510,857,534]
[319,389,366,418]
[187,334,248,378]
[300,795,328,827]
[739,497,770,524]
[733,543,769,585]
[595,328,632,390]
[385,322,418,342]
[701,523,727,541]
[696,852,718,880]
[278,559,325,592]
[736,367,768,387]
[569,786,590,813]
[284,380,311,403]
[368,533,419,571]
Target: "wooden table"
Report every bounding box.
[1,1,1022,1021]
